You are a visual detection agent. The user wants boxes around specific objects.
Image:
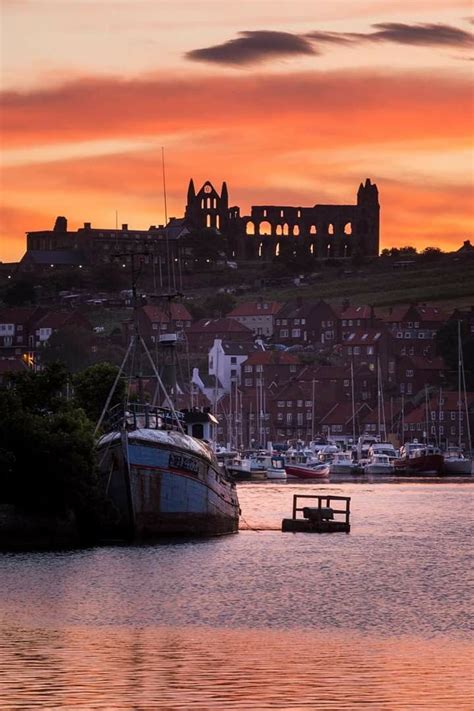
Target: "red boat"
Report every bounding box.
[394,443,444,476]
[285,464,329,480]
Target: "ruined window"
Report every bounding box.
[276,225,282,235]
[293,225,300,236]
[310,244,314,254]
[310,225,317,235]
[344,223,352,234]
[297,210,301,218]
[206,214,211,228]
[259,221,271,236]
[246,221,255,235]
[283,223,289,236]
[328,224,334,235]
[258,242,263,257]
[207,198,211,209]
[280,210,284,218]
[275,243,280,256]
[263,209,267,217]
[216,215,220,230]
[327,243,332,257]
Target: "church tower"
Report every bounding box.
[356,178,380,256]
[185,179,229,232]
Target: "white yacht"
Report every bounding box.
[442,448,472,476]
[364,453,394,475]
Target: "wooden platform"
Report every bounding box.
[282,494,351,534]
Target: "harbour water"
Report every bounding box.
[1,479,473,709]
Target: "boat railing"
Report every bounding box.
[102,402,185,434]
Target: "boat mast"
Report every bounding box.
[459,320,472,453]
[351,361,356,445]
[458,320,462,449]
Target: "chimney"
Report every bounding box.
[84,222,91,229]
[122,223,128,230]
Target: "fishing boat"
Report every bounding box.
[97,404,240,538]
[95,252,239,539]
[394,443,444,476]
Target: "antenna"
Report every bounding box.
[161,146,168,225]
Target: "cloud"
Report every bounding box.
[185,23,473,67]
[1,69,471,150]
[364,22,473,47]
[185,30,316,66]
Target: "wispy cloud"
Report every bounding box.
[185,30,316,66]
[357,22,473,47]
[186,23,473,67]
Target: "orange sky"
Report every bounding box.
[0,0,473,261]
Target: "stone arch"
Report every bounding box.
[206,214,212,228]
[246,221,255,235]
[276,225,283,236]
[293,225,300,236]
[344,222,352,235]
[259,221,272,236]
[328,223,334,235]
[283,223,289,236]
[310,225,317,235]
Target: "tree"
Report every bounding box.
[73,362,126,425]
[6,361,69,414]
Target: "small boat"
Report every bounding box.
[442,448,473,476]
[363,453,395,475]
[266,455,287,481]
[325,451,358,476]
[285,463,329,480]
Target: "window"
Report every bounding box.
[301,319,306,325]
[344,379,350,387]
[305,400,312,407]
[280,329,288,338]
[439,426,444,435]
[414,321,419,329]
[152,323,158,330]
[286,401,292,407]
[277,401,284,408]
[294,319,300,326]
[276,319,281,326]
[231,369,237,377]
[367,346,374,355]
[245,378,252,387]
[451,426,456,435]
[297,413,303,426]
[306,411,312,420]
[451,411,456,420]
[277,412,283,421]
[290,365,297,373]
[256,364,263,373]
[405,332,411,338]
[407,383,412,394]
[297,400,303,407]
[281,319,287,326]
[439,412,444,421]
[292,329,300,338]
[406,369,413,377]
[17,325,23,332]
[431,411,436,420]
[348,346,352,355]
[354,346,360,355]
[231,356,237,364]
[286,413,293,424]
[244,365,252,373]
[342,319,347,327]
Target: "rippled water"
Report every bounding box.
[1,480,473,709]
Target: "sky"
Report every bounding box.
[0,0,473,261]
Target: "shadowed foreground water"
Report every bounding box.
[0,480,473,709]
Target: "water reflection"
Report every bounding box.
[1,481,473,709]
[1,625,472,709]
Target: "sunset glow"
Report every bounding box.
[1,0,473,261]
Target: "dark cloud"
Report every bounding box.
[366,22,473,47]
[308,23,472,48]
[185,31,316,66]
